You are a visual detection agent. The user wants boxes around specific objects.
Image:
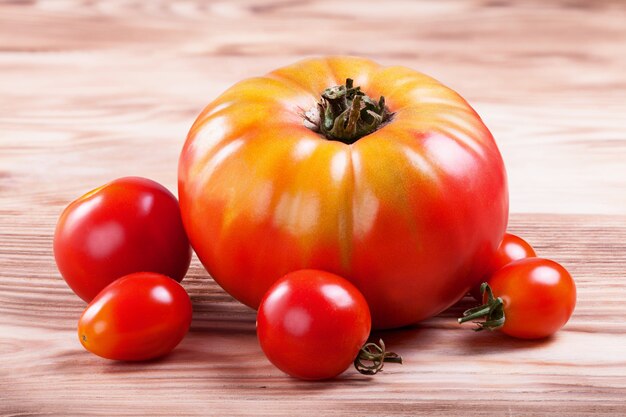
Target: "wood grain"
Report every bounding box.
[1,1,625,416]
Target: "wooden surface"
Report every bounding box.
[1,1,625,416]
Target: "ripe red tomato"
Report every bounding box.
[459,258,576,339]
[257,270,372,380]
[470,233,536,300]
[179,56,508,329]
[54,177,192,302]
[78,272,192,361]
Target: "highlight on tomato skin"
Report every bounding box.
[54,176,192,302]
[459,257,576,340]
[470,233,536,300]
[78,272,193,361]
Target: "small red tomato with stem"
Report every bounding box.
[78,272,193,361]
[459,258,576,339]
[54,177,192,302]
[470,233,536,300]
[257,270,401,380]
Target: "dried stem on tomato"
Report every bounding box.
[304,78,392,144]
[354,339,403,375]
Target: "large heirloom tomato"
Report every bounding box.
[179,56,508,329]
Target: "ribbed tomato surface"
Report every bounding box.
[179,56,508,329]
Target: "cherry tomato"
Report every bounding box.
[179,56,509,329]
[257,270,372,380]
[470,233,536,300]
[459,258,576,339]
[78,272,192,361]
[54,177,192,302]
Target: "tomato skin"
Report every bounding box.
[179,56,508,329]
[488,258,576,339]
[492,233,536,271]
[257,270,371,380]
[78,272,192,361]
[54,177,192,302]
[470,233,536,300]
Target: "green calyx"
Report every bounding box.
[304,79,392,144]
[458,283,506,331]
[354,339,403,375]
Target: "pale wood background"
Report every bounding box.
[1,1,625,416]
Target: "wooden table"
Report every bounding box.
[1,1,625,415]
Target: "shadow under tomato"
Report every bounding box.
[453,328,556,355]
[440,295,484,318]
[94,350,185,374]
[366,316,556,360]
[268,363,401,390]
[188,295,257,335]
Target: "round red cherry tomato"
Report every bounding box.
[54,177,192,302]
[78,272,192,361]
[257,270,372,380]
[470,233,536,300]
[460,258,576,339]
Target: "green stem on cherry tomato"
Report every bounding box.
[304,79,392,144]
[458,282,506,331]
[354,339,402,375]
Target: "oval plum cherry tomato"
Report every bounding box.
[470,233,536,300]
[54,177,192,302]
[257,270,373,380]
[78,272,192,361]
[460,258,576,339]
